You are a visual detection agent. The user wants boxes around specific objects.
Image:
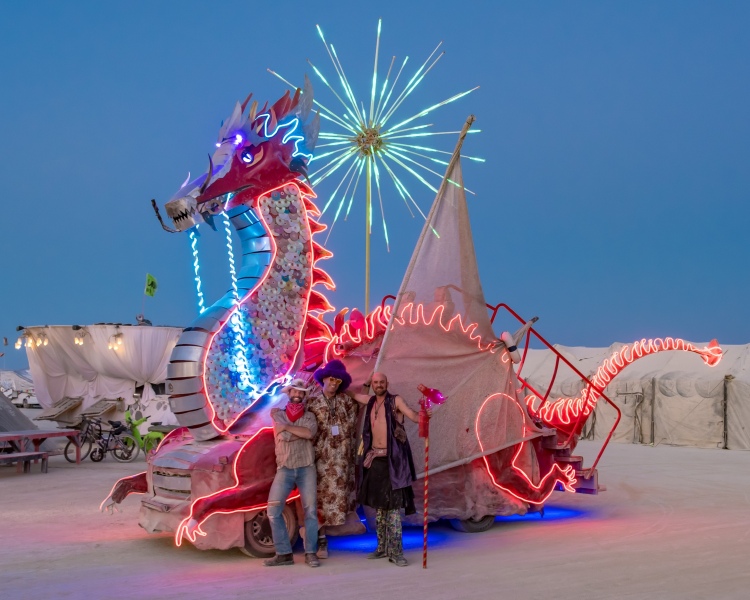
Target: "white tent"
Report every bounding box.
[519,343,750,450]
[21,324,182,426]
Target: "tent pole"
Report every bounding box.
[650,377,656,446]
[723,375,732,449]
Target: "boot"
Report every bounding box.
[263,553,294,567]
[305,553,320,567]
[317,535,328,559]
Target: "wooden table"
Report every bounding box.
[0,429,81,464]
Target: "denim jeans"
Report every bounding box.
[267,464,318,555]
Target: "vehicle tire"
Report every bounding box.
[64,439,92,463]
[449,515,496,533]
[112,434,140,462]
[90,447,105,462]
[240,505,298,558]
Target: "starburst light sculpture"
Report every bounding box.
[270,19,483,311]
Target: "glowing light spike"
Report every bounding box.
[371,158,390,251]
[379,43,443,126]
[375,56,409,124]
[369,18,382,126]
[307,59,361,125]
[380,123,432,137]
[380,51,447,127]
[309,145,352,164]
[373,55,396,125]
[320,154,360,215]
[344,156,367,219]
[390,142,486,162]
[325,158,362,244]
[311,149,357,189]
[386,129,482,140]
[329,44,366,125]
[379,155,431,223]
[376,154,415,218]
[387,86,480,133]
[389,147,475,195]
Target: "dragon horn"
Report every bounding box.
[268,108,278,133]
[249,100,258,122]
[199,154,214,194]
[241,92,253,114]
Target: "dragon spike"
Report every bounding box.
[180,171,191,189]
[302,196,321,217]
[312,268,336,290]
[249,100,259,122]
[312,241,333,262]
[199,154,214,194]
[290,87,301,113]
[268,108,278,134]
[241,92,253,114]
[304,314,332,340]
[307,218,326,234]
[303,112,321,151]
[308,290,335,314]
[298,74,314,120]
[334,308,349,335]
[271,90,291,119]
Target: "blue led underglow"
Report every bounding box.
[494,505,587,523]
[189,227,205,314]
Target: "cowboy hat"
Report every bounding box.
[282,378,310,395]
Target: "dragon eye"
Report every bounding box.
[240,148,254,164]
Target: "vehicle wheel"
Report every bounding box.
[449,515,496,533]
[90,447,105,462]
[64,439,92,463]
[240,505,298,558]
[112,434,140,462]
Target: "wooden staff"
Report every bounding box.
[419,404,430,569]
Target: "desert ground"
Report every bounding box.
[1,440,748,600]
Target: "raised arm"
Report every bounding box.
[394,395,421,423]
[345,380,373,405]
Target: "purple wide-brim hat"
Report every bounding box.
[313,359,352,392]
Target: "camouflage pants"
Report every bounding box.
[375,508,403,558]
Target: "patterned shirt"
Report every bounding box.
[271,408,318,469]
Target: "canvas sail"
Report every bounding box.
[372,121,540,518]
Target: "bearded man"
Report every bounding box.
[306,359,359,559]
[347,372,421,567]
[264,379,320,568]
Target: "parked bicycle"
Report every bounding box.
[64,416,139,463]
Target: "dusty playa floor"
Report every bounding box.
[1,441,748,600]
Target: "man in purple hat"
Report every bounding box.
[306,359,359,558]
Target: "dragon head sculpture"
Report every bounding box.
[156,77,320,233]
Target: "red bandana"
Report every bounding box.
[286,401,305,423]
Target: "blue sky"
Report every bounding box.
[1,1,748,370]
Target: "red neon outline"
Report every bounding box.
[528,338,723,431]
[475,393,576,505]
[175,426,301,546]
[200,182,335,434]
[327,302,503,362]
[99,471,147,511]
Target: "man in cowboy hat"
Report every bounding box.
[264,379,320,568]
[306,359,359,559]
